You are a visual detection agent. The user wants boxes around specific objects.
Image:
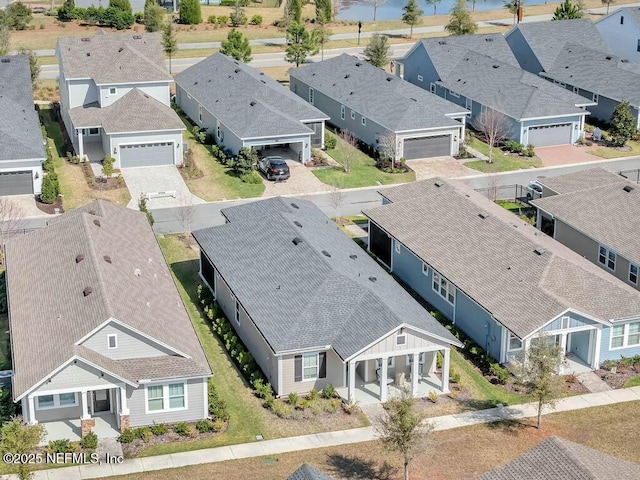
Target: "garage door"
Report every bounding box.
[528,124,572,147]
[120,142,174,168]
[403,135,451,159]
[0,171,33,196]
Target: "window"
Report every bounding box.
[234,299,240,324]
[109,87,116,95]
[395,241,401,254]
[146,383,187,412]
[107,334,117,349]
[561,316,570,329]
[611,322,640,348]
[361,116,366,126]
[36,393,77,410]
[396,334,406,345]
[309,87,314,105]
[37,395,54,409]
[508,332,523,351]
[449,90,460,98]
[630,323,640,346]
[302,353,318,380]
[168,383,185,409]
[351,110,355,120]
[422,263,429,276]
[59,393,77,407]
[629,263,639,285]
[89,127,99,136]
[340,105,345,120]
[593,93,599,103]
[432,271,455,305]
[429,83,436,93]
[573,86,579,94]
[465,98,472,111]
[147,385,164,411]
[598,245,616,271]
[216,121,223,141]
[417,74,423,82]
[198,104,203,122]
[406,353,425,366]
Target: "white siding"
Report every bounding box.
[68,79,98,109]
[80,322,176,360]
[99,82,171,108]
[32,362,120,394]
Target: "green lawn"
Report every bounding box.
[623,375,640,387]
[588,140,640,159]
[464,138,543,173]
[313,136,415,188]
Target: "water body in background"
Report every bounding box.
[335,0,550,22]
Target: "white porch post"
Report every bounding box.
[80,390,90,420]
[428,351,437,374]
[347,360,356,403]
[592,328,602,369]
[560,333,568,353]
[411,353,419,397]
[321,121,326,149]
[380,356,389,402]
[77,129,84,159]
[441,349,451,394]
[119,386,129,415]
[27,396,37,425]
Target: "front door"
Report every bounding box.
[93,389,110,413]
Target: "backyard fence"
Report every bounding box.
[474,184,529,204]
[618,169,640,184]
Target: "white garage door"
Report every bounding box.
[0,171,33,196]
[403,135,451,159]
[528,124,572,147]
[120,142,174,168]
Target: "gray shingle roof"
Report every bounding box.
[289,54,466,132]
[477,436,640,480]
[69,88,185,134]
[535,167,624,194]
[5,200,211,400]
[379,178,455,203]
[509,19,611,72]
[364,179,640,339]
[193,197,460,360]
[0,55,46,162]
[57,31,171,84]
[175,53,328,140]
[287,464,334,480]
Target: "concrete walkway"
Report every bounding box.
[577,371,613,393]
[10,386,638,480]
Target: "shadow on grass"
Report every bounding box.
[327,454,397,480]
[486,418,532,435]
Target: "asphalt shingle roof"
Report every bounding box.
[477,436,640,480]
[289,54,466,132]
[5,201,211,400]
[535,167,624,194]
[193,197,459,360]
[0,55,46,162]
[57,31,171,84]
[175,53,328,140]
[364,179,640,339]
[287,464,334,480]
[69,88,185,134]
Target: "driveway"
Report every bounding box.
[261,160,334,197]
[408,156,478,180]
[121,166,205,210]
[534,145,600,167]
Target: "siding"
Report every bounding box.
[68,79,98,109]
[80,322,176,360]
[542,310,598,332]
[595,13,640,64]
[99,82,171,108]
[34,404,83,423]
[455,288,502,361]
[127,378,207,427]
[358,328,444,357]
[505,29,544,74]
[280,350,343,395]
[599,322,640,362]
[570,330,591,364]
[32,362,120,394]
[401,45,440,88]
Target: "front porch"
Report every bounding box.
[39,412,119,445]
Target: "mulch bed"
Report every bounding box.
[595,365,640,389]
[179,166,204,180]
[81,162,127,190]
[36,197,64,215]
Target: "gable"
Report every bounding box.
[31,360,121,395]
[353,325,451,360]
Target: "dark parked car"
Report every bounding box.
[258,156,290,181]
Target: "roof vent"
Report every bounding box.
[133,35,142,39]
[322,250,331,258]
[292,237,303,246]
[349,254,358,260]
[118,47,124,52]
[249,101,256,106]
[81,37,91,42]
[478,212,490,219]
[294,220,302,227]
[355,62,362,66]
[438,40,447,45]
[83,286,94,297]
[103,255,112,264]
[368,276,377,283]
[621,58,630,63]
[534,247,546,256]
[345,74,350,79]
[146,301,151,307]
[259,71,264,75]
[194,81,198,85]
[88,209,96,215]
[93,219,101,227]
[290,202,299,209]
[86,52,91,57]
[260,80,266,84]
[410,97,417,102]
[76,254,85,263]
[492,65,500,69]
[606,56,613,60]
[386,77,393,82]
[623,185,634,192]
[485,37,494,42]
[234,68,240,73]
[0,58,10,63]
[134,268,141,277]
[434,180,443,187]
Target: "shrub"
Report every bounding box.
[102,155,115,177]
[585,140,593,146]
[288,391,299,407]
[134,11,143,23]
[110,0,132,13]
[173,422,192,437]
[240,171,263,184]
[133,427,152,443]
[525,144,535,157]
[57,0,77,20]
[179,0,202,25]
[40,174,57,204]
[324,131,337,149]
[138,195,154,225]
[271,401,294,418]
[449,369,461,384]
[249,14,262,25]
[117,429,136,443]
[489,363,510,385]
[449,389,460,400]
[504,140,523,154]
[46,438,79,453]
[216,15,228,26]
[196,419,215,433]
[102,7,135,29]
[4,2,34,30]
[80,432,98,450]
[577,135,586,146]
[428,391,439,403]
[191,126,207,144]
[207,14,216,24]
[307,388,319,401]
[436,352,443,369]
[322,384,335,399]
[342,399,359,414]
[150,423,168,436]
[212,418,226,431]
[324,397,341,413]
[208,382,230,421]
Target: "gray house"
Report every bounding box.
[75,0,178,13]
[56,31,185,169]
[289,54,468,160]
[506,19,640,129]
[175,54,329,164]
[5,200,212,440]
[364,178,640,372]
[530,168,640,292]
[0,55,45,196]
[193,197,461,404]
[596,7,640,64]
[397,34,592,147]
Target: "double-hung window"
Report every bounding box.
[146,383,186,412]
[168,384,185,409]
[593,93,599,103]
[309,87,314,105]
[198,104,203,122]
[629,263,638,285]
[147,385,164,411]
[340,105,345,120]
[432,271,455,305]
[302,353,318,380]
[598,245,616,271]
[611,322,640,348]
[36,393,78,410]
[508,332,523,351]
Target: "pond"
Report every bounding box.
[335,0,551,22]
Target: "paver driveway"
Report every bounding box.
[121,166,205,209]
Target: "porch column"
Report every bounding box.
[321,121,326,150]
[77,129,84,159]
[119,385,130,432]
[411,353,419,397]
[560,333,568,353]
[347,360,356,403]
[592,328,602,369]
[427,351,437,374]
[441,349,451,394]
[80,390,90,420]
[380,356,389,402]
[79,391,95,438]
[27,396,37,425]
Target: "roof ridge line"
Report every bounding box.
[551,437,597,478]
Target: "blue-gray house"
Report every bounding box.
[397,34,593,147]
[364,178,640,370]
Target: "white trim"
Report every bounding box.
[598,244,617,272]
[35,392,78,410]
[609,320,640,350]
[593,93,599,103]
[396,333,406,346]
[351,110,356,120]
[137,375,210,384]
[422,263,429,276]
[107,334,117,350]
[356,345,444,363]
[507,331,523,352]
[361,116,367,126]
[521,308,610,341]
[628,263,638,286]
[448,90,460,98]
[203,380,208,419]
[340,105,345,120]
[417,75,424,82]
[144,381,188,414]
[277,357,283,397]
[308,87,314,105]
[234,297,240,325]
[302,352,319,381]
[394,240,401,254]
[432,270,455,305]
[429,83,436,93]
[108,87,117,95]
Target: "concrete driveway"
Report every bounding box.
[408,156,477,180]
[121,166,205,209]
[534,145,600,167]
[261,160,334,197]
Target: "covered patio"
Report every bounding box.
[39,412,119,445]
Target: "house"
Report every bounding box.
[75,0,178,13]
[506,19,640,129]
[56,31,185,169]
[363,178,640,372]
[289,54,468,160]
[0,55,45,196]
[288,464,334,480]
[397,34,592,147]
[193,197,461,404]
[175,54,329,164]
[530,168,640,292]
[476,436,640,479]
[596,7,640,64]
[4,200,212,439]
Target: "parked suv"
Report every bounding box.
[258,156,290,181]
[526,180,543,200]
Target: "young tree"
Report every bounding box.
[424,0,441,15]
[519,336,566,429]
[220,29,252,63]
[312,24,332,61]
[601,0,614,14]
[445,0,477,35]
[610,101,636,147]
[472,109,511,163]
[402,0,423,39]
[102,155,115,178]
[315,0,332,23]
[0,24,10,56]
[4,2,33,31]
[376,388,431,480]
[552,0,582,20]
[368,0,386,22]
[289,0,302,23]
[57,0,77,21]
[504,0,523,24]
[161,20,178,73]
[175,193,195,243]
[229,1,247,27]
[363,33,390,68]
[110,0,132,13]
[285,23,318,67]
[143,0,164,32]
[377,131,398,170]
[18,48,39,86]
[329,181,344,224]
[0,417,46,480]
[179,0,202,24]
[339,129,357,174]
[0,198,26,267]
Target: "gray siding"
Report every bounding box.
[455,288,502,361]
[80,322,176,360]
[280,350,343,396]
[401,45,440,88]
[505,29,544,74]
[34,404,83,423]
[542,311,598,332]
[127,378,207,427]
[32,362,120,394]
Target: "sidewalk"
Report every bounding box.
[10,386,639,480]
